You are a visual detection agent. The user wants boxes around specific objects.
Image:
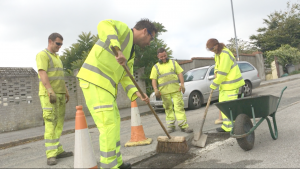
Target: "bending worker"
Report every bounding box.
[36,33,73,166]
[206,38,245,132]
[150,48,193,133]
[77,19,157,169]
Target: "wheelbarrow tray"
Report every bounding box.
[215,95,279,120]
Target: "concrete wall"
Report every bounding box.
[193,59,215,69]
[0,76,43,133]
[254,53,266,81]
[294,64,300,71]
[0,68,146,133]
[179,61,194,74]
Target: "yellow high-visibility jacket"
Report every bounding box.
[77,19,138,101]
[36,49,65,95]
[150,60,183,95]
[210,47,245,90]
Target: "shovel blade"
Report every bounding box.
[192,133,208,148]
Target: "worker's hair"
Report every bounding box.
[48,33,63,41]
[134,18,158,35]
[157,48,166,55]
[206,38,225,55]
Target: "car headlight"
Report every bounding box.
[150,92,156,102]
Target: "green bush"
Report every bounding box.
[266,44,300,68]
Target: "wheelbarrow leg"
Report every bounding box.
[266,114,278,140]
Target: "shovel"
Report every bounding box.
[192,89,214,147]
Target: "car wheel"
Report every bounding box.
[243,81,252,97]
[188,91,202,110]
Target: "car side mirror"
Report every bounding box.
[208,75,215,80]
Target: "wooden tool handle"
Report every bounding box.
[110,46,171,139]
[196,89,213,140]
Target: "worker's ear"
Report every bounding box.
[48,39,53,44]
[143,28,147,35]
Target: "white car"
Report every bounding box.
[150,61,261,111]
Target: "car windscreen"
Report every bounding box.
[183,68,208,82]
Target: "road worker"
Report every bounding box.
[150,48,193,133]
[206,38,245,132]
[77,19,156,169]
[36,33,73,166]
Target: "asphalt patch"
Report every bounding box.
[132,132,230,168]
[132,152,196,168]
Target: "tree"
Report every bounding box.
[226,38,259,54]
[60,32,98,75]
[134,22,173,95]
[250,2,300,53]
[266,44,300,70]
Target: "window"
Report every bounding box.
[183,68,208,82]
[238,63,254,73]
[209,67,215,76]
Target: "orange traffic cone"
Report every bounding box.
[125,100,152,147]
[74,105,97,168]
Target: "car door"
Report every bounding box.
[206,66,219,100]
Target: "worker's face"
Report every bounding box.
[49,37,63,53]
[138,28,155,48]
[157,51,168,63]
[207,44,218,54]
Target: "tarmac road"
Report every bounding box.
[0,75,299,168]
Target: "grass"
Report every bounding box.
[289,70,300,75]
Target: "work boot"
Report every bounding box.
[167,128,175,133]
[216,127,226,132]
[181,127,193,133]
[119,162,131,169]
[56,151,73,159]
[214,119,223,124]
[47,157,57,165]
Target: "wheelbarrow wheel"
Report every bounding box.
[234,114,255,151]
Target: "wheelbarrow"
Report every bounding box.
[214,86,287,151]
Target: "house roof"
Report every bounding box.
[0,67,37,77]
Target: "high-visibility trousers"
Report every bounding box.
[219,88,239,132]
[40,93,66,158]
[161,91,189,129]
[80,80,122,169]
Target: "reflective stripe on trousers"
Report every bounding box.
[40,94,66,158]
[161,91,189,129]
[219,88,239,132]
[80,80,122,169]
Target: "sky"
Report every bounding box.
[0,0,299,71]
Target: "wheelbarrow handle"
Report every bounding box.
[275,86,287,113]
[110,46,172,139]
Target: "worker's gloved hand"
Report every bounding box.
[179,85,185,94]
[210,83,217,90]
[154,89,161,98]
[65,89,70,103]
[47,88,57,104]
[136,91,149,104]
[112,46,127,66]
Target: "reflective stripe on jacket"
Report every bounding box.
[153,60,180,95]
[212,47,245,90]
[38,49,65,94]
[76,19,138,100]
